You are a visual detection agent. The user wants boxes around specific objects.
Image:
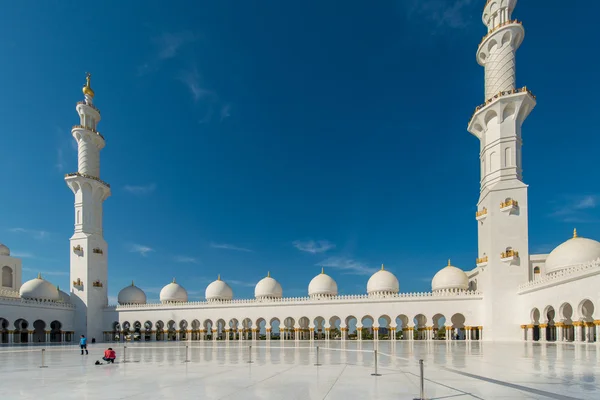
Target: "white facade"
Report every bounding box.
[1,2,599,345]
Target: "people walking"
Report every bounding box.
[80,335,88,355]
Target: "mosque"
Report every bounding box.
[1,0,599,345]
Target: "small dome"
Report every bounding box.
[255,272,283,299]
[367,264,399,295]
[308,268,338,297]
[205,275,233,301]
[118,281,147,305]
[19,273,60,301]
[545,229,600,274]
[432,260,469,292]
[0,243,10,256]
[57,286,70,303]
[159,278,188,303]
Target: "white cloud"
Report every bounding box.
[293,240,335,254]
[405,0,476,29]
[549,195,599,223]
[179,66,214,103]
[22,267,68,277]
[210,243,253,252]
[55,148,65,171]
[129,244,154,257]
[316,257,378,276]
[155,31,196,60]
[174,256,199,264]
[124,183,157,195]
[227,279,256,287]
[9,228,50,240]
[11,252,34,258]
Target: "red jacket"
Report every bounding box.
[104,349,116,359]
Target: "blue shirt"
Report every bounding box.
[80,337,87,345]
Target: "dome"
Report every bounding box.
[19,273,60,301]
[57,286,70,303]
[118,281,147,305]
[255,272,283,299]
[308,268,338,297]
[0,243,9,256]
[205,275,233,301]
[431,260,469,292]
[159,278,188,303]
[545,229,600,274]
[367,264,399,295]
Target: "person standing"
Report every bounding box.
[80,335,88,355]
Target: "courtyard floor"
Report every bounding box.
[0,341,598,399]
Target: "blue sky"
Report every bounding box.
[1,0,599,303]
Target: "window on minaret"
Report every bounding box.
[533,267,540,280]
[1,266,13,288]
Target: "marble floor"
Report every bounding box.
[0,341,599,399]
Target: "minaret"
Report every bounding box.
[467,1,535,341]
[65,73,111,341]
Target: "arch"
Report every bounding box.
[345,315,358,340]
[559,303,573,322]
[191,319,200,340]
[133,321,142,341]
[432,314,446,340]
[0,318,9,343]
[504,147,512,168]
[533,267,540,280]
[484,109,498,126]
[14,318,29,343]
[2,266,13,288]
[502,102,516,121]
[395,314,409,340]
[578,299,595,322]
[215,319,226,340]
[143,321,153,341]
[360,315,374,340]
[487,39,498,53]
[255,318,266,339]
[202,319,213,340]
[283,317,295,340]
[155,320,164,341]
[544,306,557,342]
[242,318,253,340]
[530,308,541,324]
[450,313,466,340]
[377,315,392,340]
[328,316,341,340]
[32,320,46,343]
[179,320,188,340]
[501,31,511,47]
[298,317,310,340]
[122,321,131,340]
[469,279,478,291]
[489,151,499,172]
[269,317,280,339]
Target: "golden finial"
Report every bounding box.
[218,274,221,281]
[573,228,578,238]
[172,277,176,283]
[381,264,385,271]
[321,267,324,274]
[82,72,95,98]
[131,280,135,286]
[37,272,42,279]
[267,271,271,278]
[447,259,451,267]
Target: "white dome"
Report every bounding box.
[308,269,338,297]
[19,274,60,301]
[118,281,147,305]
[0,243,9,256]
[159,278,188,303]
[57,287,70,303]
[255,272,283,299]
[545,230,600,274]
[367,265,399,295]
[432,260,469,292]
[205,275,233,301]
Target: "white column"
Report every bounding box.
[595,323,600,343]
[574,324,581,342]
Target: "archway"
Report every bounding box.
[378,315,392,340]
[33,320,46,342]
[283,317,295,340]
[203,319,213,340]
[269,317,280,340]
[328,316,341,340]
[531,308,541,341]
[143,321,153,341]
[559,303,573,342]
[432,313,446,340]
[255,318,266,339]
[242,318,253,340]
[215,319,226,340]
[14,319,28,343]
[578,299,595,342]
[345,315,358,340]
[360,315,374,340]
[133,321,142,341]
[544,306,556,342]
[451,313,466,340]
[313,316,325,340]
[122,321,131,341]
[298,317,310,340]
[395,314,409,340]
[166,320,177,341]
[0,318,9,343]
[413,314,427,340]
[179,320,188,340]
[155,321,164,341]
[191,320,200,340]
[112,321,121,342]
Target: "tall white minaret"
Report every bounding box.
[467,1,536,341]
[65,73,111,341]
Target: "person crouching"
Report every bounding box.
[103,347,116,363]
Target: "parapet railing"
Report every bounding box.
[0,288,20,298]
[0,296,76,309]
[478,20,522,47]
[471,86,535,119]
[64,172,111,188]
[111,290,483,310]
[518,258,600,291]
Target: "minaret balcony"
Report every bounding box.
[478,20,522,48]
[65,172,111,188]
[476,256,488,267]
[500,199,518,212]
[475,208,488,221]
[72,125,105,141]
[500,250,519,262]
[92,280,103,288]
